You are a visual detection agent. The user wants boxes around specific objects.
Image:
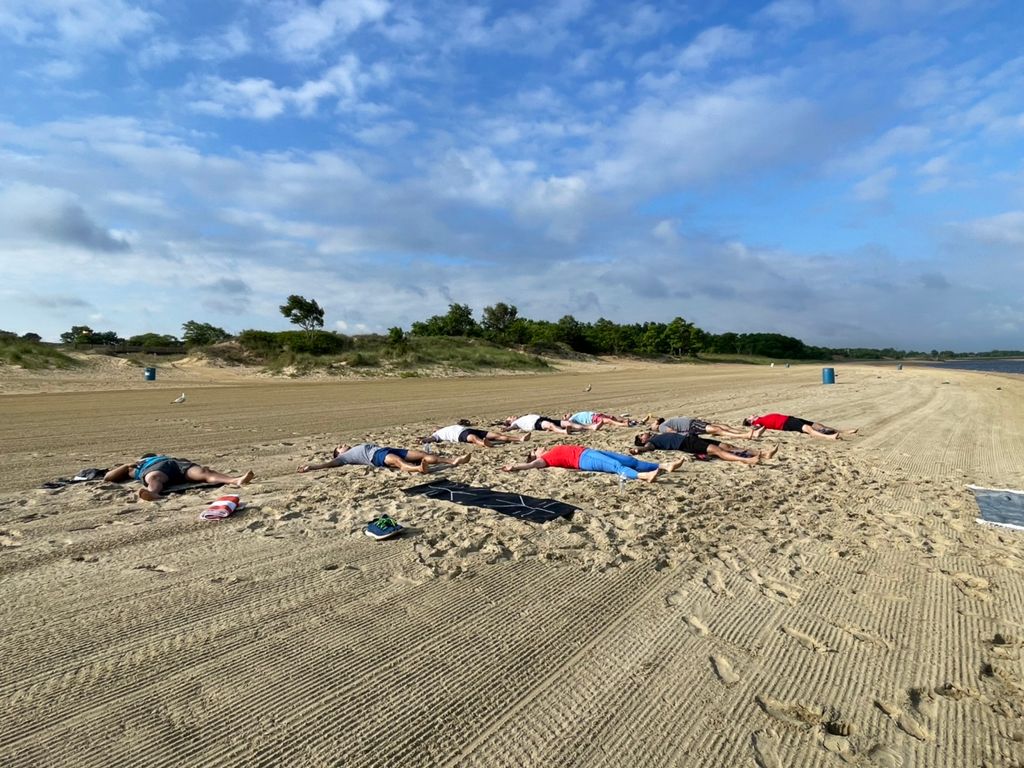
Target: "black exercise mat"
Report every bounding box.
[404,479,576,524]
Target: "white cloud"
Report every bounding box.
[271,0,390,59]
[852,167,896,201]
[0,0,155,49]
[593,76,818,194]
[0,182,129,251]
[961,211,1024,247]
[756,0,817,30]
[187,56,389,120]
[676,25,754,70]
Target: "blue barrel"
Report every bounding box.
[144,367,156,381]
[822,367,835,384]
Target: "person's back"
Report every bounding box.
[432,425,465,442]
[659,417,693,433]
[511,414,541,431]
[335,444,381,465]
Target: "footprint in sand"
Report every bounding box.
[817,723,855,761]
[751,729,784,768]
[933,681,976,701]
[756,695,824,729]
[761,577,801,606]
[944,570,992,601]
[705,568,733,597]
[781,625,835,654]
[71,554,100,563]
[875,699,931,741]
[866,743,904,768]
[664,589,689,607]
[710,655,740,686]
[0,529,24,548]
[135,563,177,574]
[909,687,937,718]
[836,622,892,650]
[686,615,710,637]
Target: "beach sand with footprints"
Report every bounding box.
[1,361,1023,766]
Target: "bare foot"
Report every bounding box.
[761,443,779,460]
[753,425,767,439]
[745,454,761,465]
[454,453,471,466]
[138,488,159,501]
[235,470,255,485]
[520,432,531,442]
[661,458,686,473]
[638,468,661,483]
[845,428,859,435]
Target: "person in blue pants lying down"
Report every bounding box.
[500,444,684,483]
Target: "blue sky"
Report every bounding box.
[1,0,1023,351]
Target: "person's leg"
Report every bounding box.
[812,422,858,436]
[540,421,569,435]
[706,444,760,465]
[707,422,764,440]
[485,430,529,444]
[578,449,643,480]
[802,424,840,440]
[590,448,683,474]
[465,434,489,447]
[139,470,169,501]
[383,453,430,473]
[185,465,256,485]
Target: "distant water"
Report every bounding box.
[922,359,1024,375]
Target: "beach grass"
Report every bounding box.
[0,338,81,370]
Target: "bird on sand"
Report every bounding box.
[171,392,186,404]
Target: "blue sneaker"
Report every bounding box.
[365,515,404,540]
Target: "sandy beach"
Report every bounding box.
[1,361,1022,767]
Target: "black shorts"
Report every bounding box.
[458,428,489,442]
[536,417,560,430]
[782,417,812,432]
[678,434,719,454]
[687,419,710,434]
[141,458,196,484]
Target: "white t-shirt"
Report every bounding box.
[512,414,541,431]
[432,425,466,442]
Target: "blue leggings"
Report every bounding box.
[578,449,659,480]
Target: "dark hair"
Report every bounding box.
[742,418,752,427]
[524,450,535,462]
[655,417,664,426]
[140,452,156,459]
[633,434,645,446]
[332,447,341,458]
[457,418,472,427]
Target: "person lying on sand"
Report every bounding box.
[104,454,254,502]
[502,414,597,435]
[742,413,858,440]
[631,431,778,466]
[648,416,765,440]
[501,444,684,483]
[297,443,471,474]
[420,422,530,448]
[563,411,631,428]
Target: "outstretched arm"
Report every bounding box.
[629,444,655,455]
[297,458,341,473]
[104,463,135,482]
[501,459,547,472]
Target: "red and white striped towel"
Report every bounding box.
[200,495,242,521]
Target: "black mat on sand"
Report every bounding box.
[404,479,576,524]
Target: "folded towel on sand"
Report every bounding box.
[200,495,242,521]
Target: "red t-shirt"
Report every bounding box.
[752,413,788,430]
[541,444,586,469]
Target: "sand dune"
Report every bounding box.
[1,362,1022,766]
